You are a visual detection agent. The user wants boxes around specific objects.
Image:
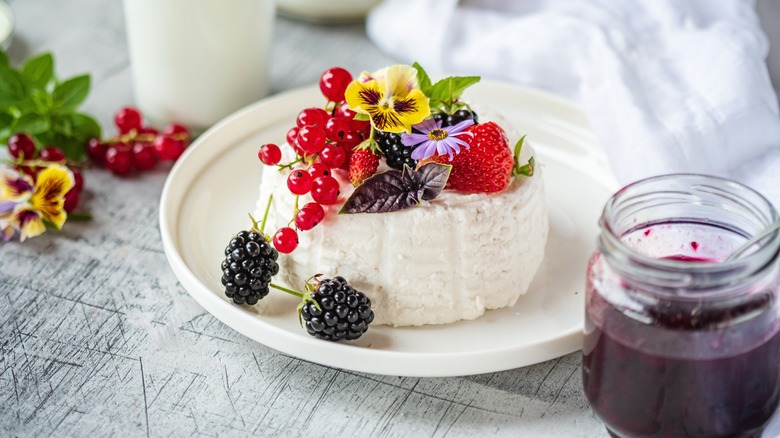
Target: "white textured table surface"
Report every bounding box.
[12,1,780,437]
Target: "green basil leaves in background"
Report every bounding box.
[0,50,101,161]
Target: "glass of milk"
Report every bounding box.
[0,0,14,50]
[123,0,275,131]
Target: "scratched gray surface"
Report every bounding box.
[9,1,780,437]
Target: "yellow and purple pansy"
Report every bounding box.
[0,164,74,241]
[344,65,430,134]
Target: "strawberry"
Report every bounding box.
[349,148,380,186]
[422,121,514,193]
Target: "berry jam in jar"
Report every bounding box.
[583,174,780,438]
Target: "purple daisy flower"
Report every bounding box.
[402,118,474,161]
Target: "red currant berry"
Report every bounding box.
[115,107,143,134]
[39,147,67,163]
[71,167,84,193]
[333,102,357,120]
[296,125,326,155]
[342,131,363,147]
[87,138,108,166]
[302,202,325,222]
[287,169,313,195]
[63,189,80,213]
[162,123,191,142]
[273,227,299,253]
[258,143,282,165]
[319,67,353,102]
[153,135,186,161]
[319,144,346,168]
[286,126,300,145]
[350,118,370,130]
[306,163,331,179]
[105,143,133,176]
[8,133,36,159]
[325,117,351,142]
[296,108,330,128]
[311,175,340,205]
[351,121,371,139]
[295,204,323,231]
[132,142,159,170]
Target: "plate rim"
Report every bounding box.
[159,80,615,377]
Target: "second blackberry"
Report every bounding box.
[376,130,417,170]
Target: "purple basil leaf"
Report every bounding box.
[340,171,421,214]
[416,162,452,200]
[341,163,452,214]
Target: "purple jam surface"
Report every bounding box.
[583,280,780,437]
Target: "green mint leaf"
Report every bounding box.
[22,53,54,90]
[13,112,49,135]
[0,50,8,67]
[352,112,370,121]
[0,67,29,109]
[52,74,90,111]
[428,76,480,110]
[0,111,13,143]
[428,76,480,113]
[30,88,53,112]
[35,130,57,149]
[68,112,101,140]
[412,62,432,95]
[39,129,85,161]
[52,114,74,136]
[450,76,480,99]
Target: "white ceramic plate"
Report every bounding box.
[160,81,619,377]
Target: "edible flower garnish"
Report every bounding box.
[402,118,474,161]
[0,164,74,241]
[345,65,430,134]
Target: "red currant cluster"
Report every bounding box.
[6,133,84,212]
[87,107,191,176]
[257,67,368,254]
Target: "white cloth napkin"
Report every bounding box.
[366,0,780,207]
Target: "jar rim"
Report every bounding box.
[599,174,780,295]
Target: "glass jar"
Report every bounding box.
[583,174,780,438]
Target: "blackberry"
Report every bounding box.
[442,108,479,126]
[221,230,279,305]
[438,109,479,127]
[299,276,374,341]
[376,130,416,170]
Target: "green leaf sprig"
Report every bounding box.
[413,62,480,116]
[0,50,101,161]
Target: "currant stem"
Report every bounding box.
[67,212,93,221]
[8,158,84,169]
[277,157,303,171]
[260,194,273,234]
[269,282,305,299]
[287,195,300,228]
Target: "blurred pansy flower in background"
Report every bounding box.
[0,164,74,241]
